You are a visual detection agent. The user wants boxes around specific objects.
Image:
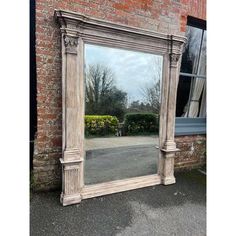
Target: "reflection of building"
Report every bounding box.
[31,0,206,190]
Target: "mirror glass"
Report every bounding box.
[84,44,163,185]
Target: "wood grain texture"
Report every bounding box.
[55,9,186,205]
[81,174,161,200]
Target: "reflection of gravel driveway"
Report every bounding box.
[85,144,158,185]
[85,135,159,151]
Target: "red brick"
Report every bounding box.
[33,0,206,190]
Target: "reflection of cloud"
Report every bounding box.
[85,44,163,102]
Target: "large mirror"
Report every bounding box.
[84,44,163,185]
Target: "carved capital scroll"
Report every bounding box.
[64,35,79,54]
[170,53,180,67]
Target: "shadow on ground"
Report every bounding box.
[30,170,206,236]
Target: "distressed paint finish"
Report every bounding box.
[59,33,84,203]
[54,10,186,205]
[33,0,206,191]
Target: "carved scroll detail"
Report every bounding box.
[64,35,78,54]
[170,53,180,67]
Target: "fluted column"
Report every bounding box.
[159,52,181,185]
[60,34,84,206]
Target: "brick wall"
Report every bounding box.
[175,135,206,171]
[33,0,206,190]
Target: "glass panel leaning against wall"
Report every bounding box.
[84,44,163,185]
[176,25,206,118]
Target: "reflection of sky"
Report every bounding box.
[85,44,163,104]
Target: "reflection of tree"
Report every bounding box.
[127,100,152,113]
[140,57,162,114]
[85,64,127,120]
[141,80,161,113]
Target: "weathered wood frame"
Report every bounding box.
[54,9,186,206]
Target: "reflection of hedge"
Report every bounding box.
[124,113,159,135]
[85,115,119,137]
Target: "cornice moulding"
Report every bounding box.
[54,9,187,48]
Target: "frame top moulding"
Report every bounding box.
[54,9,187,55]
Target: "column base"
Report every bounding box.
[60,192,82,206]
[162,176,176,185]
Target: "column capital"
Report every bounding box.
[170,53,181,67]
[63,35,79,54]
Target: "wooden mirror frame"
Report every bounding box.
[54,9,186,206]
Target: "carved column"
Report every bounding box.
[60,34,84,206]
[160,52,181,185]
